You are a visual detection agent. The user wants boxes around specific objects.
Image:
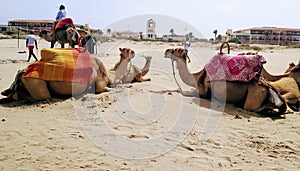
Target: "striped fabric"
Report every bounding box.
[24,48,93,84]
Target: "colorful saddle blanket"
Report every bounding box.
[205,53,266,82]
[55,18,75,30]
[24,48,93,84]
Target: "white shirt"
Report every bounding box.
[26,34,36,46]
[184,40,190,50]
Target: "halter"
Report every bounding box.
[171,58,183,93]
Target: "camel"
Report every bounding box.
[1,55,110,102]
[164,48,287,115]
[261,62,300,84]
[39,26,79,48]
[110,48,152,84]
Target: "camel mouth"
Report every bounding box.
[164,51,171,58]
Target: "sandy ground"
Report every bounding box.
[0,38,299,171]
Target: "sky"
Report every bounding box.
[1,0,300,39]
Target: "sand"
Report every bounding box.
[0,38,299,171]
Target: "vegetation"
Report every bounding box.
[263,30,271,43]
[216,34,222,42]
[169,28,175,36]
[213,29,218,41]
[2,29,26,39]
[228,37,241,44]
[107,28,111,35]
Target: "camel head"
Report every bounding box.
[1,69,31,101]
[39,30,53,43]
[119,48,135,61]
[39,30,49,38]
[284,62,296,74]
[164,48,188,61]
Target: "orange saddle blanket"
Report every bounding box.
[24,48,93,84]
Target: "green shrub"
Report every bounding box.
[228,37,241,44]
[252,46,262,51]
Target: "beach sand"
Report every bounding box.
[0,38,299,170]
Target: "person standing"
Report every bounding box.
[182,37,191,63]
[79,30,95,54]
[26,31,38,62]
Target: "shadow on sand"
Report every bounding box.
[150,89,286,120]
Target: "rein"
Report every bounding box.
[171,59,183,93]
[122,54,148,83]
[122,59,132,83]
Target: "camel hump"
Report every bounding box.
[55,18,75,30]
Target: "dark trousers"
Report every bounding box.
[27,50,38,62]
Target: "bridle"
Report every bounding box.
[170,53,183,93]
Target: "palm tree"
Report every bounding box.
[170,28,174,36]
[139,31,143,40]
[217,34,222,42]
[188,32,193,39]
[213,29,218,41]
[263,30,271,44]
[107,28,111,36]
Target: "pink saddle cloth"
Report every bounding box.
[205,53,266,82]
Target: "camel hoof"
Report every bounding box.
[259,108,283,117]
[285,109,294,114]
[143,78,151,82]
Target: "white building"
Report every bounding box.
[146,19,156,40]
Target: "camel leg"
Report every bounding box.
[94,78,109,93]
[243,82,268,111]
[21,77,51,101]
[51,41,55,48]
[282,93,298,113]
[132,65,151,82]
[92,58,110,93]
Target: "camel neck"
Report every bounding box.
[176,59,198,88]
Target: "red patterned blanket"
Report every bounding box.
[205,53,266,82]
[55,18,75,30]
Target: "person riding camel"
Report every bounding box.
[52,5,67,32]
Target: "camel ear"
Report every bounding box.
[119,48,123,51]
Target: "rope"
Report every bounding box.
[171,59,183,93]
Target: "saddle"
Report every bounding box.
[24,48,93,84]
[205,42,266,82]
[54,18,75,31]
